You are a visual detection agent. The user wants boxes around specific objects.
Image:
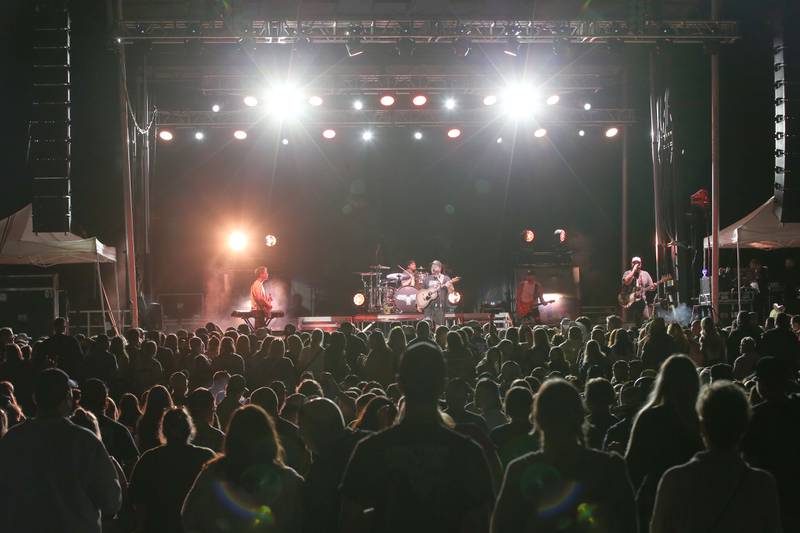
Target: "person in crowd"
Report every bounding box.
[445,377,489,433]
[760,312,799,372]
[492,378,637,533]
[118,392,142,435]
[626,354,704,529]
[362,330,396,387]
[0,344,34,415]
[136,384,174,452]
[182,405,304,533]
[476,346,502,378]
[473,378,509,431]
[216,374,246,430]
[83,334,118,386]
[742,356,800,531]
[42,317,84,382]
[650,381,781,533]
[610,328,636,361]
[249,386,310,476]
[700,317,727,366]
[258,338,297,392]
[641,318,675,370]
[297,329,325,377]
[733,337,759,380]
[0,381,27,427]
[212,337,245,376]
[340,343,494,533]
[490,386,536,467]
[82,378,140,472]
[558,326,583,368]
[727,311,762,361]
[603,382,642,454]
[322,331,349,381]
[547,346,571,375]
[186,387,224,452]
[129,407,215,533]
[444,330,476,382]
[339,322,367,369]
[351,395,397,432]
[666,323,690,355]
[169,371,189,406]
[408,319,433,346]
[580,340,611,380]
[584,377,618,450]
[134,341,164,394]
[0,368,121,532]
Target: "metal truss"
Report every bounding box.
[120,18,739,45]
[155,107,635,127]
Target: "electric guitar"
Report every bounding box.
[416,277,461,312]
[516,299,556,321]
[618,274,672,309]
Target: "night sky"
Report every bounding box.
[0,1,788,315]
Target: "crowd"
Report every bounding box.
[0,309,797,532]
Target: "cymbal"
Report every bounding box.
[369,264,391,270]
[354,271,379,276]
[386,273,404,281]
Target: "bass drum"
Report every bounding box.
[394,286,419,313]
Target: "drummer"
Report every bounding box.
[401,259,417,287]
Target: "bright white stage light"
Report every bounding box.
[583,102,592,110]
[534,128,547,138]
[308,95,323,106]
[448,291,462,305]
[413,131,423,140]
[227,231,247,251]
[158,130,174,142]
[501,83,539,120]
[412,94,428,106]
[496,137,503,144]
[605,127,619,138]
[362,130,374,141]
[265,234,278,247]
[447,128,462,139]
[380,95,395,107]
[243,95,258,107]
[194,131,205,141]
[322,129,336,139]
[263,84,305,120]
[546,94,560,105]
[281,138,289,145]
[233,130,247,140]
[578,129,586,137]
[353,99,364,110]
[444,98,457,110]
[483,95,497,106]
[211,104,221,113]
[353,292,366,306]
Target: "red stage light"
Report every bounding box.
[412,94,428,106]
[322,129,336,139]
[522,229,535,243]
[554,229,567,243]
[380,95,395,107]
[447,128,461,139]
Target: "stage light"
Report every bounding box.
[583,102,592,110]
[263,84,305,120]
[211,104,221,113]
[158,130,174,142]
[380,95,395,107]
[233,129,247,140]
[554,228,567,243]
[308,95,323,106]
[605,127,619,138]
[578,129,586,137]
[361,130,374,142]
[243,95,258,107]
[444,98,457,110]
[546,94,560,105]
[412,94,428,106]
[503,35,521,56]
[194,131,205,141]
[281,138,289,145]
[352,99,364,110]
[448,291,462,305]
[501,83,539,119]
[413,131,423,140]
[447,128,461,139]
[534,128,547,138]
[496,137,503,144]
[265,234,277,247]
[322,128,336,139]
[522,229,535,243]
[346,37,365,57]
[483,95,497,106]
[353,292,366,306]
[227,231,247,251]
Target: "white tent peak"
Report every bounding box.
[705,196,800,250]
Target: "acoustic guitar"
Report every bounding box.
[416,277,461,312]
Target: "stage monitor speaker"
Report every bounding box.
[774,3,800,222]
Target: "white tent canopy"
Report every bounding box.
[704,196,800,250]
[0,204,116,265]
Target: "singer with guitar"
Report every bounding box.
[620,256,656,326]
[419,260,456,326]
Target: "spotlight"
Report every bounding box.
[413,131,423,140]
[353,292,366,306]
[583,102,592,110]
[265,234,277,247]
[554,229,567,243]
[194,131,205,141]
[211,104,221,113]
[546,94,560,105]
[361,130,374,142]
[346,37,365,57]
[444,98,456,110]
[322,128,336,139]
[483,95,497,106]
[522,229,535,243]
[396,38,416,57]
[605,127,619,138]
[578,129,586,137]
[501,83,539,119]
[496,137,503,144]
[263,84,305,120]
[453,37,472,57]
[534,128,547,138]
[281,138,289,145]
[380,95,395,107]
[412,94,428,107]
[447,128,461,139]
[233,130,247,140]
[448,291,462,305]
[352,99,364,111]
[227,231,247,251]
[308,95,323,106]
[503,35,521,56]
[158,130,174,142]
[243,95,258,107]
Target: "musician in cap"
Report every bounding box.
[621,256,654,325]
[516,270,547,325]
[250,266,273,328]
[421,260,453,326]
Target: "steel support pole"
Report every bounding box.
[649,50,662,284]
[711,0,721,321]
[115,0,139,327]
[622,65,630,274]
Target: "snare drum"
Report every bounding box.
[394,286,419,313]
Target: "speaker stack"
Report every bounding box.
[774,2,800,222]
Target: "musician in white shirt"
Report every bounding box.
[250,266,273,328]
[622,256,654,325]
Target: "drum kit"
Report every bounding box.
[355,264,427,314]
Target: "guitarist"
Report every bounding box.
[421,260,453,326]
[250,266,274,329]
[516,271,548,325]
[621,256,654,325]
